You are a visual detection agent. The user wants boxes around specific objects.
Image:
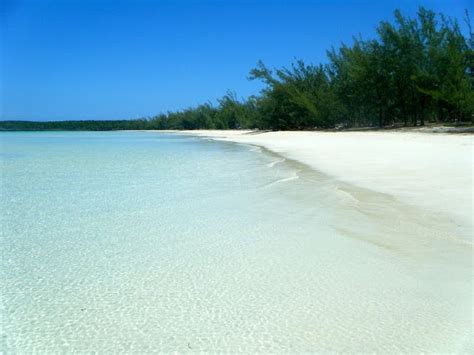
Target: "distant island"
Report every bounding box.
[2,7,472,132]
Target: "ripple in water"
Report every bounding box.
[1,132,472,353]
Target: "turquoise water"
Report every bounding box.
[1,132,472,352]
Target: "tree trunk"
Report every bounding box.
[420,96,426,126]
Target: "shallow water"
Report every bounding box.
[1,132,472,352]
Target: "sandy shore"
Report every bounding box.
[168,129,473,241]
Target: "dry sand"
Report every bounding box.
[174,129,473,241]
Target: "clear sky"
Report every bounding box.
[1,0,471,121]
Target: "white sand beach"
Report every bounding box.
[176,129,473,242]
[168,129,474,353]
[174,129,474,351]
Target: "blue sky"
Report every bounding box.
[1,0,471,121]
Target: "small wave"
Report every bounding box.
[266,158,286,168]
[439,232,473,248]
[333,186,360,205]
[248,146,263,153]
[262,174,299,188]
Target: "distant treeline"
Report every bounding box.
[0,120,150,131]
[2,7,472,132]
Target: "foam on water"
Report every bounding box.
[266,157,286,168]
[1,132,472,352]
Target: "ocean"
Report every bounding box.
[1,132,471,352]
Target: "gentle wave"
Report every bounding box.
[262,173,300,188]
[266,158,286,167]
[248,145,263,153]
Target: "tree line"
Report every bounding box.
[0,119,151,131]
[2,7,472,132]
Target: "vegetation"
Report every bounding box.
[1,7,472,132]
[0,120,151,131]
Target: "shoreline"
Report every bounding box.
[3,130,472,352]
[1,123,473,134]
[171,129,473,352]
[160,129,473,242]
